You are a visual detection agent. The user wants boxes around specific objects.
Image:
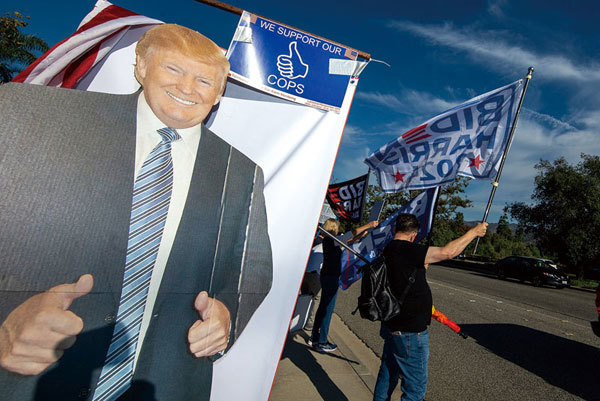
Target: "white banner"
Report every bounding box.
[17,1,359,399]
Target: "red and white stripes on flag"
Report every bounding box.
[12,0,161,88]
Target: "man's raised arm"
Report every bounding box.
[425,223,488,264]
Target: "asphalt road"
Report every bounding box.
[335,263,600,401]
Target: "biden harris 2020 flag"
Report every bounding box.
[365,80,524,192]
[326,173,369,223]
[339,187,439,289]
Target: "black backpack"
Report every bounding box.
[353,256,417,322]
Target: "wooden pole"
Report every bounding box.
[194,0,371,60]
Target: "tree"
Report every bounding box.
[509,154,600,277]
[0,12,48,83]
[495,211,513,240]
[428,176,472,247]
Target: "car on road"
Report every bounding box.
[592,284,600,337]
[495,256,570,288]
[584,265,600,281]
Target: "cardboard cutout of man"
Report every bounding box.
[0,24,272,400]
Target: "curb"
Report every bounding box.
[330,314,402,400]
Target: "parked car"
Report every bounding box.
[597,284,600,316]
[495,256,570,288]
[592,284,600,337]
[584,265,600,281]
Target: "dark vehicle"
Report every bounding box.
[495,256,570,288]
[584,265,600,281]
[592,284,600,337]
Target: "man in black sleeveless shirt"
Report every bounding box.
[373,213,487,401]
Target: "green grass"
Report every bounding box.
[569,278,599,290]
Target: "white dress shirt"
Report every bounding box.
[132,93,201,368]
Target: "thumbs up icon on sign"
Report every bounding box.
[277,41,309,80]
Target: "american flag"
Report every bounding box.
[12,0,161,89]
[344,47,358,60]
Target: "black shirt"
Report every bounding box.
[383,240,432,333]
[321,236,342,277]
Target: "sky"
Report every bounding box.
[8,0,600,222]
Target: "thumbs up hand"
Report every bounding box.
[187,291,230,358]
[277,41,309,80]
[0,274,94,375]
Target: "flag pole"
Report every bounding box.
[359,169,371,223]
[426,187,442,247]
[473,66,534,254]
[318,225,370,264]
[194,0,371,60]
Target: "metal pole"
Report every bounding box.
[194,0,371,60]
[318,225,370,264]
[426,187,442,247]
[360,169,371,223]
[473,67,534,254]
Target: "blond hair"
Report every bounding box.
[322,219,340,236]
[134,24,230,93]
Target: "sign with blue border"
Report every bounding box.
[226,11,358,113]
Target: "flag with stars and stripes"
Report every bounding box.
[365,80,524,192]
[12,0,161,92]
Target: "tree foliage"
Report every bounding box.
[508,154,600,277]
[475,211,541,259]
[0,12,48,83]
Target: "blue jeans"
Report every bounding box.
[373,327,429,401]
[311,275,339,344]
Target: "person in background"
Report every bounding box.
[311,218,378,353]
[373,213,487,401]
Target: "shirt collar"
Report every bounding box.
[137,91,202,152]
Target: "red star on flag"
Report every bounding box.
[468,155,485,169]
[392,171,405,183]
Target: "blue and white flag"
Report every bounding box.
[365,80,524,192]
[226,11,359,113]
[339,187,439,289]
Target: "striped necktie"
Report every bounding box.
[92,127,181,401]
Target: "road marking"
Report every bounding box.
[428,279,589,330]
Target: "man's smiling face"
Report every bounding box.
[137,49,224,129]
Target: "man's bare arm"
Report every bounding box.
[425,223,488,264]
[348,220,379,244]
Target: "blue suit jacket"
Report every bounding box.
[0,83,272,401]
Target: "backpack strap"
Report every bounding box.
[396,267,417,306]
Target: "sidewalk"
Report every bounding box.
[270,314,401,401]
